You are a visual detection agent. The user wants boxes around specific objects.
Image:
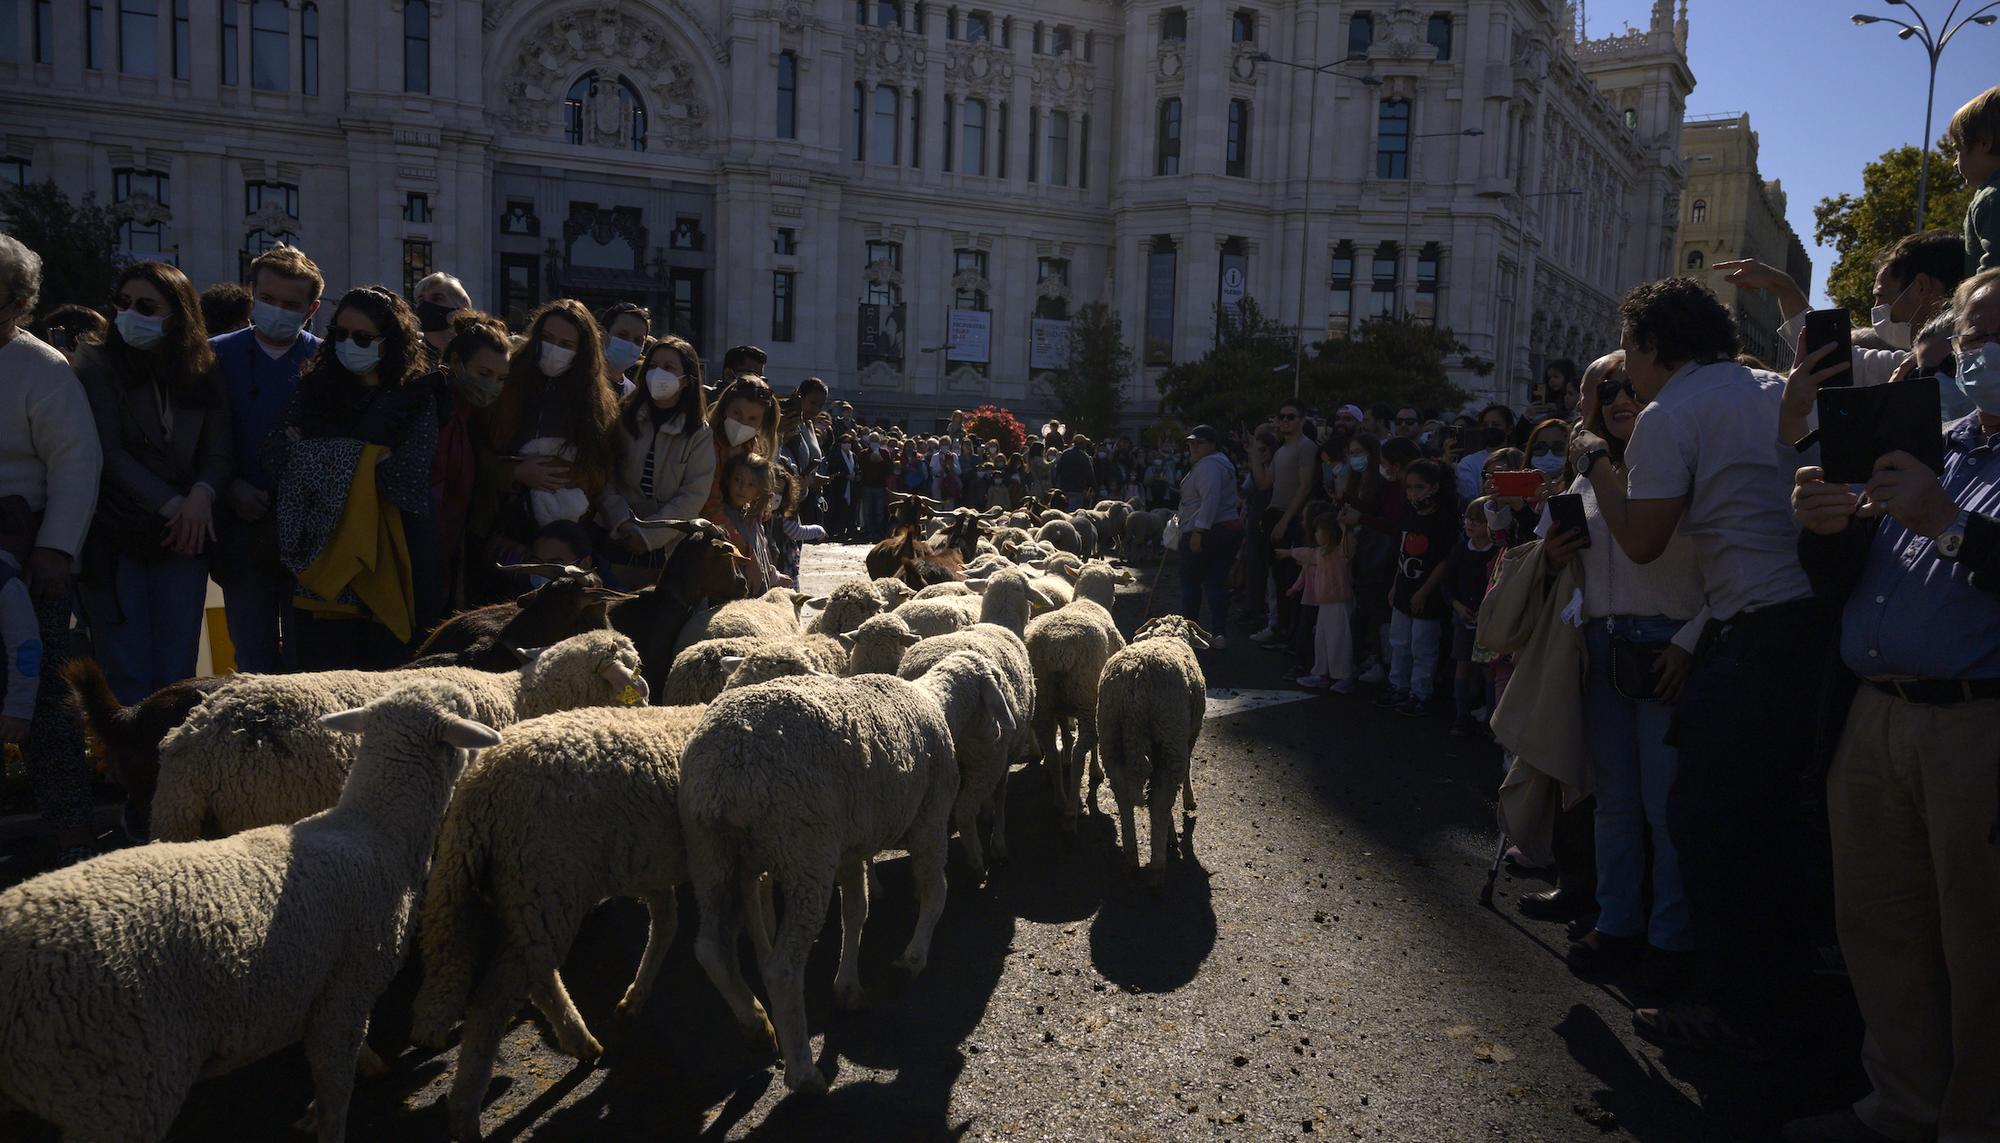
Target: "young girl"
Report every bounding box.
[1276,509,1358,693]
[719,452,786,592]
[767,465,825,588]
[1381,459,1455,714]
[1443,496,1499,736]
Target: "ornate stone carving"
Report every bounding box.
[500,7,711,151]
[854,25,926,83]
[1035,272,1072,305]
[244,200,297,235]
[859,360,904,388]
[1156,41,1183,85]
[117,192,171,229]
[489,0,724,61]
[1374,5,1437,61]
[563,202,647,270]
[943,39,1013,99]
[950,267,990,296]
[1031,53,1095,112]
[1229,43,1259,86]
[778,0,811,33]
[863,259,904,289]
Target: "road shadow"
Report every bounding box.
[1088,853,1216,994]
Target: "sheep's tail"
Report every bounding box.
[411,784,493,1048]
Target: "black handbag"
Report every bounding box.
[1609,635,1669,703]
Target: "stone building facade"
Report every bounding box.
[1,0,1692,425]
[1676,112,1812,368]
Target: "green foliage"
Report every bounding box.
[961,403,1028,454]
[1153,298,1478,430]
[1813,144,1974,322]
[0,179,124,319]
[1045,301,1130,439]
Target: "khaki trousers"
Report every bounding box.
[1828,685,2000,1143]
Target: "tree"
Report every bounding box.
[1044,301,1130,439]
[961,403,1028,454]
[1152,296,1295,431]
[0,179,124,320]
[1813,144,1974,322]
[1302,316,1479,414]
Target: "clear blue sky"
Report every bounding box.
[1587,0,1995,306]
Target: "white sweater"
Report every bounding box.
[0,332,102,560]
[1539,476,1710,653]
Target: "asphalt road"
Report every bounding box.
[17,543,1866,1142]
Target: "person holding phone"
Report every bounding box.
[1538,350,1708,980]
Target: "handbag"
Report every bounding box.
[1608,635,1669,703]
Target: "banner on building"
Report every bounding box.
[1218,252,1247,329]
[1145,246,1177,364]
[858,303,906,366]
[1030,318,1072,372]
[946,308,992,364]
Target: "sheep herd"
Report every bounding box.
[0,498,1213,1142]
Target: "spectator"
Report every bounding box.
[1176,425,1242,644]
[430,311,511,607]
[75,261,230,704]
[411,271,472,362]
[211,242,323,673]
[1277,510,1357,692]
[596,335,712,581]
[1255,399,1320,648]
[768,465,824,586]
[1379,457,1454,715]
[719,344,767,388]
[1239,427,1279,635]
[702,375,782,561]
[1456,403,1517,503]
[718,451,783,592]
[857,432,892,537]
[1389,406,1422,441]
[782,377,831,524]
[1949,85,2000,276]
[1054,432,1096,506]
[528,518,595,581]
[1523,359,1579,431]
[1574,276,1823,1054]
[32,304,108,366]
[1442,497,1498,737]
[199,282,253,337]
[595,301,651,387]
[1366,403,1394,438]
[825,431,859,538]
[1783,268,2000,1143]
[1333,404,1364,438]
[0,234,103,866]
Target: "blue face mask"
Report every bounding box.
[115,308,166,349]
[252,300,308,342]
[1956,342,2000,415]
[335,337,381,376]
[604,336,643,372]
[1347,454,1369,473]
[1530,452,1567,478]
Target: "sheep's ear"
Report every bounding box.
[1118,570,1136,584]
[967,578,991,595]
[599,659,648,705]
[835,633,856,652]
[319,707,369,735]
[1027,587,1057,611]
[440,716,503,750]
[512,645,547,666]
[1059,564,1083,582]
[806,596,830,609]
[1186,626,1213,650]
[898,629,924,646]
[984,673,1017,736]
[1025,559,1047,570]
[719,655,747,672]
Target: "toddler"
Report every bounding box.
[1276,510,1357,693]
[1443,497,1499,736]
[1380,459,1455,715]
[519,435,589,527]
[767,466,825,587]
[720,452,788,591]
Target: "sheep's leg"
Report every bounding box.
[447,948,530,1141]
[988,765,1011,863]
[760,868,835,1096]
[747,872,777,969]
[529,964,601,1063]
[1080,710,1103,813]
[302,1005,365,1143]
[1111,764,1145,871]
[895,831,950,977]
[1181,767,1198,815]
[952,790,988,885]
[611,892,679,1040]
[692,870,774,1050]
[831,857,870,1010]
[1150,765,1184,879]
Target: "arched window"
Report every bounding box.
[250,0,287,90]
[776,51,797,138]
[1156,97,1182,175]
[301,2,318,94]
[403,0,429,94]
[564,72,648,151]
[962,97,986,175]
[1686,249,1704,270]
[1691,198,1708,223]
[870,85,899,164]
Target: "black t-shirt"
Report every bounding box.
[1390,503,1457,619]
[1442,539,1497,618]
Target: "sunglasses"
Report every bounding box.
[111,294,164,317]
[1276,412,1300,422]
[1529,443,1563,458]
[1393,416,1418,426]
[1595,375,1637,405]
[328,326,380,349]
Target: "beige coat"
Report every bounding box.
[598,413,716,557]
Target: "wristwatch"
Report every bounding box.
[1937,509,1970,559]
[1579,448,1611,478]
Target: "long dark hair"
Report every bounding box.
[106,261,219,405]
[1336,430,1382,504]
[300,285,426,390]
[620,334,707,434]
[492,298,620,483]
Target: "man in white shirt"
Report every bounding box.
[1176,425,1243,645]
[1252,399,1321,647]
[0,235,105,866]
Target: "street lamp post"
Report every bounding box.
[1398,128,1484,319]
[1852,1,1999,228]
[1254,51,1382,397]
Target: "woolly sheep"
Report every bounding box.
[1123,509,1168,560]
[682,663,1012,1094]
[1096,615,1212,879]
[1070,559,1134,611]
[841,612,924,675]
[662,634,848,706]
[964,564,1058,637]
[720,643,846,690]
[1094,499,1135,539]
[803,580,886,636]
[1035,518,1081,555]
[673,586,807,655]
[151,630,647,841]
[891,595,983,638]
[961,552,1013,578]
[871,577,917,610]
[412,705,730,1141]
[0,681,500,1143]
[913,580,975,600]
[898,625,1036,879]
[1025,599,1127,833]
[1069,511,1101,560]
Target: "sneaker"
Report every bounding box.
[1295,674,1331,690]
[1248,628,1283,646]
[1358,662,1387,685]
[1329,679,1356,694]
[1396,696,1428,717]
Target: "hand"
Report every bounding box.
[1411,586,1433,612]
[1781,335,1850,444]
[1441,437,1463,464]
[25,547,72,603]
[1856,451,1958,538]
[1542,525,1587,571]
[1569,429,1610,480]
[1651,643,1694,703]
[1711,258,1801,299]
[1791,466,1858,535]
[0,716,28,744]
[1453,601,1476,623]
[1339,506,1361,528]
[225,478,270,523]
[165,486,216,557]
[1189,530,1204,554]
[514,455,574,491]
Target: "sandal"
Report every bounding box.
[1633,1002,1763,1057]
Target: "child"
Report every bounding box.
[1442,496,1499,736]
[767,465,825,588]
[719,452,787,592]
[1949,85,2000,275]
[1276,509,1358,693]
[0,496,41,748]
[518,435,590,528]
[527,519,595,584]
[1379,459,1456,716]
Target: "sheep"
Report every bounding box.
[1025,598,1127,833]
[871,577,917,610]
[898,625,1036,879]
[673,586,808,656]
[0,680,499,1143]
[720,643,847,691]
[61,660,233,839]
[411,705,724,1141]
[1070,559,1135,611]
[913,580,976,600]
[1036,517,1082,556]
[662,634,848,705]
[1031,574,1075,607]
[1069,511,1102,560]
[841,612,924,675]
[150,630,646,841]
[1122,508,1168,561]
[804,580,887,636]
[1094,499,1135,540]
[890,595,983,638]
[1096,615,1212,880]
[964,564,1058,637]
[681,661,1014,1095]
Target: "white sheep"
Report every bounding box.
[721,643,847,690]
[1094,499,1136,540]
[681,662,1013,1095]
[673,586,807,655]
[870,577,917,610]
[1035,517,1081,555]
[1069,559,1134,611]
[803,580,886,636]
[151,630,647,840]
[964,564,1057,637]
[841,612,924,675]
[912,580,975,600]
[890,595,983,638]
[1096,615,1212,879]
[1025,598,1126,833]
[1122,509,1169,560]
[1069,511,1102,559]
[898,624,1036,879]
[662,634,848,705]
[0,681,500,1143]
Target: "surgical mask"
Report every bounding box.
[724,418,759,447]
[605,336,644,372]
[1378,464,1394,481]
[251,300,308,342]
[1530,452,1567,478]
[645,367,683,403]
[415,298,457,333]
[1347,455,1369,473]
[1955,342,2000,415]
[115,308,166,349]
[455,369,504,408]
[335,338,380,375]
[539,342,577,376]
[1321,462,1337,485]
[1869,304,1912,352]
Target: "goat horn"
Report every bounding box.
[497,562,588,580]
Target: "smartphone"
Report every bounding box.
[1817,375,1944,484]
[1801,309,1855,389]
[1547,493,1591,548]
[1491,470,1542,499]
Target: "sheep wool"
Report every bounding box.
[870,577,917,610]
[1036,518,1082,556]
[842,612,924,676]
[672,587,807,657]
[803,580,886,636]
[663,634,848,706]
[888,595,982,639]
[150,630,645,841]
[1096,615,1211,877]
[898,627,1036,879]
[912,581,974,600]
[0,681,500,1143]
[1025,598,1126,833]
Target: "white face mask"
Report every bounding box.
[645,367,683,403]
[724,417,759,447]
[115,308,166,349]
[539,342,578,376]
[1869,304,1913,352]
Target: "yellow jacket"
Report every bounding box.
[295,443,414,642]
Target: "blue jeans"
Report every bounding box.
[1584,616,1692,950]
[1388,608,1442,701]
[82,554,210,704]
[861,487,886,539]
[1179,525,1243,633]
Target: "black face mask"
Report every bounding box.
[415,298,457,333]
[1482,425,1508,449]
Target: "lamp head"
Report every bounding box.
[1851,13,1881,23]
[1359,75,1385,86]
[1897,25,1917,38]
[1975,14,1997,25]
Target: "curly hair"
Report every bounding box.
[1618,276,1740,369]
[721,450,776,522]
[302,285,426,389]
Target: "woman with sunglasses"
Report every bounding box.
[599,334,714,582]
[263,285,439,668]
[1535,350,1708,984]
[74,262,232,705]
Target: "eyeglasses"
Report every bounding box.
[1393,416,1419,426]
[1957,329,2000,351]
[1529,443,1563,458]
[328,326,380,349]
[1276,412,1300,422]
[111,294,163,317]
[1595,375,1637,405]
